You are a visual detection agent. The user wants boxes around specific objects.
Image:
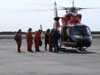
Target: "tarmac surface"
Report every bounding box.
[0,37,100,75]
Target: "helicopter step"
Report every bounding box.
[60,41,77,47]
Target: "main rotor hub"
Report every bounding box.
[69,7,77,13]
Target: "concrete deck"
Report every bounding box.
[0,38,100,75]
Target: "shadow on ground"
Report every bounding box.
[58,48,97,54]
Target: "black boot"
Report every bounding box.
[28,49,34,52]
[18,49,22,53]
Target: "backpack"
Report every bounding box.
[14,33,18,41]
[39,40,42,46]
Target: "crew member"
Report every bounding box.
[26,28,33,52]
[15,29,22,53]
[48,29,52,52]
[45,29,50,51]
[51,28,60,53]
[34,30,42,52]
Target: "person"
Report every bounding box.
[34,30,42,52]
[44,29,50,51]
[48,29,53,52]
[26,28,33,52]
[51,28,60,53]
[15,29,22,53]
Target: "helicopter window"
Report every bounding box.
[70,26,91,36]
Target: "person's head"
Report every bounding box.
[38,29,42,33]
[18,29,21,33]
[51,28,55,33]
[47,29,50,33]
[28,28,32,31]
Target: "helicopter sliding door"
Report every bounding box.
[61,26,67,41]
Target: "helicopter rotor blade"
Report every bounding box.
[17,7,100,13]
[60,7,70,10]
[19,9,54,12]
[31,9,50,11]
[59,7,100,11]
[78,7,100,10]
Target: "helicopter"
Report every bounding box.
[53,1,93,52]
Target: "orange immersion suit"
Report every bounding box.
[34,31,41,52]
[26,31,33,51]
[16,33,22,52]
[48,33,52,52]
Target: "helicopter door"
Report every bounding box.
[61,26,68,41]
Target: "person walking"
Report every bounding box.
[26,28,33,52]
[14,29,22,53]
[34,30,42,52]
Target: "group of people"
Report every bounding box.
[15,28,60,53]
[45,28,60,53]
[15,28,42,53]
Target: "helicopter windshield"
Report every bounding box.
[70,26,91,36]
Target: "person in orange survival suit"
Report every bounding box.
[26,28,33,52]
[34,30,42,52]
[15,29,22,53]
[48,29,53,52]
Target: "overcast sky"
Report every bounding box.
[0,0,100,32]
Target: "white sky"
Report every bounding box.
[0,0,100,32]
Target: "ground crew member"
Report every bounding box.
[44,29,50,51]
[34,30,42,52]
[26,28,33,52]
[15,29,22,53]
[51,28,60,53]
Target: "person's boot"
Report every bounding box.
[45,48,47,51]
[28,49,34,52]
[18,49,22,53]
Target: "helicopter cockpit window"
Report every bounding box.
[70,26,91,36]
